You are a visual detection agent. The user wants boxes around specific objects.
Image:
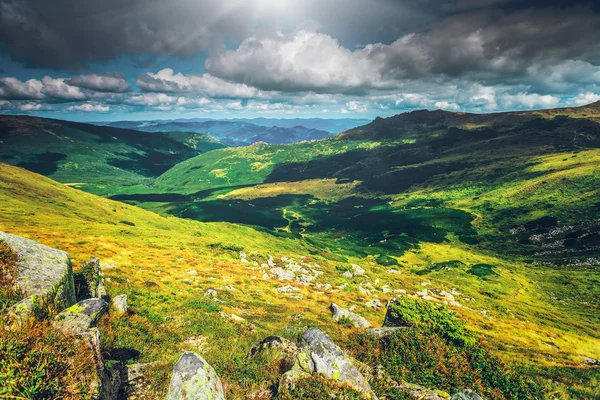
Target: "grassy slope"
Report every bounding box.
[0,115,225,196]
[0,157,598,398]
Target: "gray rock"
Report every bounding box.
[364,327,407,339]
[6,296,41,329]
[395,382,450,399]
[111,294,128,316]
[166,352,225,400]
[204,289,217,297]
[277,285,300,293]
[452,389,484,400]
[270,267,295,281]
[248,336,299,373]
[282,328,377,398]
[330,303,372,328]
[0,231,76,316]
[53,298,108,334]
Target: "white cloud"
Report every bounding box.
[40,77,86,100]
[137,68,260,98]
[0,77,44,100]
[434,101,460,111]
[566,92,600,106]
[67,103,110,112]
[205,30,386,93]
[19,103,42,111]
[501,92,560,109]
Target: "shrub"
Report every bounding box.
[376,254,399,266]
[209,242,244,252]
[337,315,357,328]
[0,240,21,310]
[0,320,97,399]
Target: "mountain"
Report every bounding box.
[105,119,333,146]
[223,117,372,133]
[1,104,600,398]
[0,115,225,194]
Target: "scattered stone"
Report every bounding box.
[277,285,300,293]
[270,267,295,281]
[330,303,372,328]
[187,270,197,275]
[352,264,366,276]
[281,328,377,398]
[223,285,235,291]
[581,356,600,366]
[381,285,393,294]
[166,352,225,400]
[262,273,270,280]
[386,269,400,274]
[111,294,128,316]
[342,270,354,278]
[248,336,299,373]
[366,299,384,310]
[291,313,304,319]
[204,289,217,297]
[53,298,108,334]
[452,389,484,400]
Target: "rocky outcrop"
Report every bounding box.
[248,336,299,373]
[282,328,377,398]
[452,389,484,400]
[111,294,128,316]
[364,327,407,339]
[74,258,107,300]
[166,352,225,400]
[53,298,108,334]
[1,231,76,329]
[330,303,372,328]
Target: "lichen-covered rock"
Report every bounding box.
[0,231,76,313]
[53,298,108,334]
[166,352,225,400]
[451,389,484,400]
[111,294,128,316]
[248,336,298,373]
[5,295,42,329]
[330,303,372,328]
[74,258,105,300]
[282,328,377,398]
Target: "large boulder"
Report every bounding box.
[282,328,377,398]
[53,298,108,334]
[166,352,225,400]
[330,303,372,328]
[1,231,76,312]
[248,336,298,373]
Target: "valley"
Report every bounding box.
[1,105,599,399]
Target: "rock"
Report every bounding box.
[248,336,299,373]
[452,389,484,400]
[111,294,128,316]
[223,285,235,291]
[342,270,354,278]
[0,231,76,318]
[395,382,450,399]
[53,298,108,334]
[187,270,198,275]
[282,328,376,398]
[364,327,407,339]
[277,285,300,293]
[74,258,105,300]
[270,267,295,281]
[204,289,217,297]
[366,299,383,310]
[6,296,41,329]
[351,264,365,276]
[330,303,372,328]
[166,352,225,400]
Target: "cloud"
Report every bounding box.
[19,102,42,111]
[67,73,130,93]
[500,92,560,109]
[0,77,44,100]
[566,92,600,106]
[136,68,259,98]
[67,103,110,112]
[434,101,460,110]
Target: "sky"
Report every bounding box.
[1,0,600,122]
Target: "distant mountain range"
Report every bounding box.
[99,118,371,146]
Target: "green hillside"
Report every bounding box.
[0,115,225,195]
